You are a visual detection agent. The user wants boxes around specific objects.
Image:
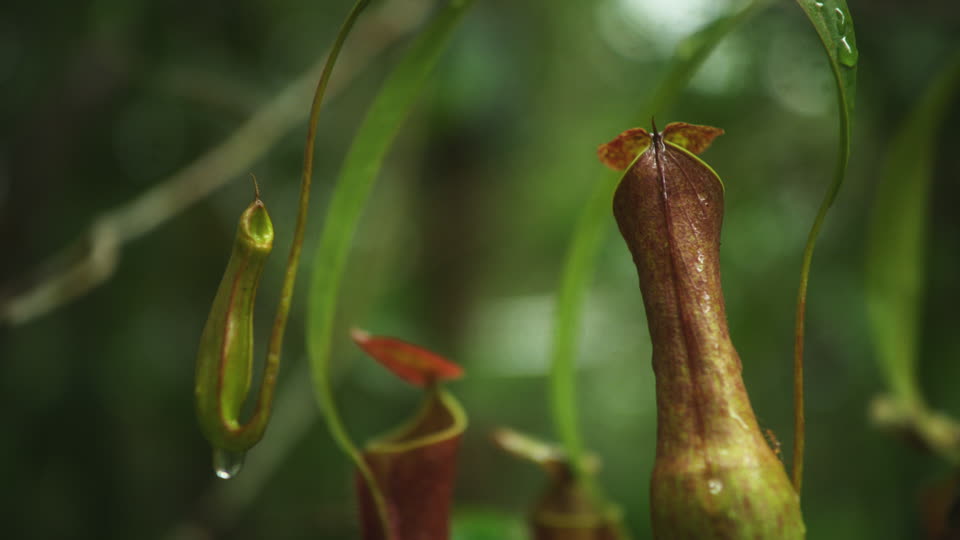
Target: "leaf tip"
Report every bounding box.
[350,326,372,344]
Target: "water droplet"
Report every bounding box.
[814,1,824,8]
[838,36,858,67]
[708,479,723,495]
[833,7,847,33]
[729,409,749,431]
[695,251,705,273]
[212,448,245,479]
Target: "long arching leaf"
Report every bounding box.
[866,52,960,464]
[304,1,475,537]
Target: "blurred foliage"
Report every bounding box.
[866,51,960,457]
[0,0,959,539]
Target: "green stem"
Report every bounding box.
[791,0,858,495]
[287,0,380,528]
[198,0,367,456]
[250,0,371,439]
[790,108,850,498]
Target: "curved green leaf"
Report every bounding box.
[304,1,474,537]
[791,0,858,493]
[548,0,771,489]
[866,53,960,418]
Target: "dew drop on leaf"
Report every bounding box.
[838,36,858,67]
[708,479,723,495]
[833,7,847,34]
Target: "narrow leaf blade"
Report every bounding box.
[303,1,474,536]
[866,52,960,407]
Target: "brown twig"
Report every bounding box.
[0,0,431,326]
[871,395,960,466]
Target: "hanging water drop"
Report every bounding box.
[838,36,858,67]
[212,448,245,479]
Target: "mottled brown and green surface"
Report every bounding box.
[493,428,626,540]
[606,125,804,539]
[356,386,466,540]
[528,477,623,540]
[194,197,275,453]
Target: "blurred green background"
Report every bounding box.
[1,0,959,538]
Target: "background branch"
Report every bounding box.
[0,0,431,327]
